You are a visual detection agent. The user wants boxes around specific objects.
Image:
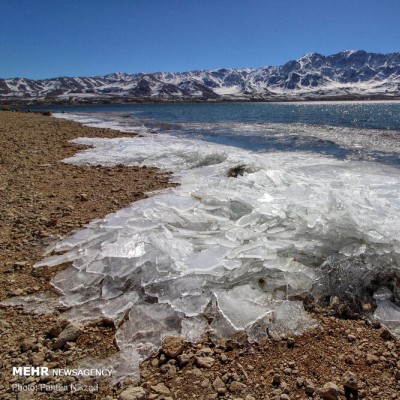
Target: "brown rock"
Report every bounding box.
[118,386,147,400]
[195,356,215,369]
[162,336,184,358]
[150,383,171,396]
[20,338,36,352]
[319,382,339,400]
[212,376,226,391]
[272,374,282,386]
[343,371,358,390]
[366,353,380,365]
[177,353,191,367]
[47,319,69,338]
[305,379,315,395]
[228,381,247,393]
[52,323,83,350]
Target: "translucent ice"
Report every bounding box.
[21,115,400,382]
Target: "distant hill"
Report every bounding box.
[2,50,400,105]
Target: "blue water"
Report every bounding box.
[30,102,400,165]
[31,101,400,130]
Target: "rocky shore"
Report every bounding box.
[0,111,399,400]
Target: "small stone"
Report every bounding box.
[345,355,355,365]
[330,296,340,307]
[47,320,69,338]
[245,396,256,400]
[394,369,400,380]
[162,336,185,358]
[280,395,290,400]
[177,353,191,367]
[319,382,339,400]
[198,347,214,356]
[220,353,228,363]
[281,381,289,394]
[151,358,159,368]
[213,376,226,391]
[371,387,380,395]
[347,334,357,342]
[201,379,211,389]
[20,339,36,352]
[13,261,27,270]
[17,391,35,400]
[217,388,227,395]
[30,352,45,366]
[150,383,171,396]
[343,371,358,390]
[296,377,304,388]
[79,193,88,201]
[366,353,380,365]
[287,337,296,348]
[380,329,393,340]
[228,381,247,393]
[119,386,147,400]
[305,379,315,395]
[272,374,281,386]
[195,356,215,369]
[283,368,292,375]
[52,323,83,350]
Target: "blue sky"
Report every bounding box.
[1,0,400,79]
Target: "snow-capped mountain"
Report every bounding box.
[1,50,400,104]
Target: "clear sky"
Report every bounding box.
[1,0,400,79]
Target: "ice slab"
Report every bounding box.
[373,287,400,338]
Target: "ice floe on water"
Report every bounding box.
[4,114,400,382]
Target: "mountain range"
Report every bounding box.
[1,50,400,105]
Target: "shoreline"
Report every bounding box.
[0,111,399,399]
[0,111,176,399]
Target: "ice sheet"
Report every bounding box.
[8,117,400,382]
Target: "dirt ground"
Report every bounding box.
[0,111,399,400]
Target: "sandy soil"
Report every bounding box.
[0,111,399,400]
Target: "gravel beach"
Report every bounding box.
[0,110,399,400]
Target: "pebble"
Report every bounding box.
[304,379,315,395]
[319,382,339,400]
[195,356,215,369]
[272,374,281,386]
[366,353,380,365]
[343,371,358,390]
[20,338,36,352]
[296,377,304,388]
[162,336,184,358]
[52,323,83,350]
[228,381,247,393]
[17,391,35,400]
[212,376,226,391]
[177,353,191,367]
[150,383,171,396]
[371,387,380,395]
[347,334,357,342]
[118,386,147,400]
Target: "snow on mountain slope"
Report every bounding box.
[1,50,400,103]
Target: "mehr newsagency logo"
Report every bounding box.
[11,366,113,393]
